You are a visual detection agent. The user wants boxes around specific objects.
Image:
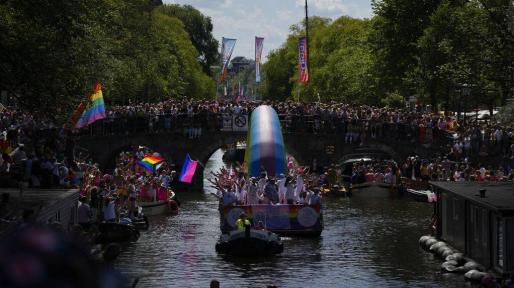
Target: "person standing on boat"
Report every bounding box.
[235,212,251,230]
[103,197,116,222]
[309,189,322,206]
[277,173,286,204]
[78,197,92,230]
[264,178,278,204]
[285,176,295,204]
[247,177,259,205]
[128,176,138,219]
[257,172,267,203]
[295,173,305,202]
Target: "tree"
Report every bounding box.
[370,0,442,98]
[0,0,216,115]
[157,4,219,76]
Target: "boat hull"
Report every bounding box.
[215,229,283,256]
[140,200,169,216]
[96,222,140,243]
[220,204,323,237]
[349,182,398,197]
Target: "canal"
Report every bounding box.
[116,149,468,287]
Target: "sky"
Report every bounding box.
[163,0,373,61]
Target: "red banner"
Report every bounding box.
[298,36,309,83]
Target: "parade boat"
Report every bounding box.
[139,190,179,216]
[217,105,324,237]
[341,154,398,197]
[220,204,323,237]
[215,226,283,256]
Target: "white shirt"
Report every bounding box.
[309,194,321,205]
[103,201,116,221]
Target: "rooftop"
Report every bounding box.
[0,188,79,219]
[430,182,514,212]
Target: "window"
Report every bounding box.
[498,219,504,268]
[482,210,488,247]
[452,198,459,221]
[55,210,61,222]
[473,206,479,243]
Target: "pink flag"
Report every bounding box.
[179,154,198,184]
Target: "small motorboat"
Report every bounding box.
[96,222,140,243]
[321,185,349,197]
[139,191,180,216]
[215,227,284,257]
[119,208,150,230]
[405,189,433,202]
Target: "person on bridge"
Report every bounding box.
[235,212,251,230]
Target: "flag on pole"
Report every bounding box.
[68,102,87,129]
[298,37,309,83]
[75,83,106,128]
[255,37,264,83]
[179,154,198,183]
[219,37,237,82]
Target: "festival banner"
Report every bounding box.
[298,37,309,83]
[255,37,264,83]
[219,37,237,82]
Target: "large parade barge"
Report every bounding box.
[217,105,324,237]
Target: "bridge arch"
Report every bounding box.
[77,131,433,190]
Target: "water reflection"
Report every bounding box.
[116,149,468,287]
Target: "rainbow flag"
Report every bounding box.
[75,83,106,129]
[138,154,165,172]
[179,154,198,184]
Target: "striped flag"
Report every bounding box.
[298,37,309,83]
[255,37,264,83]
[179,154,198,184]
[75,83,106,128]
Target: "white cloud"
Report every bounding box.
[163,0,372,59]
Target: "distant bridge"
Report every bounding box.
[78,126,443,190]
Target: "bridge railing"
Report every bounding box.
[76,113,454,147]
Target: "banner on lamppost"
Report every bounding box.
[298,36,309,83]
[255,37,264,83]
[219,37,237,82]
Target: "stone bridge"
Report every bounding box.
[78,130,441,190]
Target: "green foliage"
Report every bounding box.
[0,0,215,115]
[262,16,376,103]
[381,91,405,108]
[157,4,219,75]
[264,0,514,110]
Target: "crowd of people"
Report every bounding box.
[77,146,178,228]
[210,162,322,208]
[2,100,514,192]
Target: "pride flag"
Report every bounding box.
[75,83,106,129]
[138,154,165,172]
[179,154,198,184]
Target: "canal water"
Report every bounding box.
[116,149,469,287]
